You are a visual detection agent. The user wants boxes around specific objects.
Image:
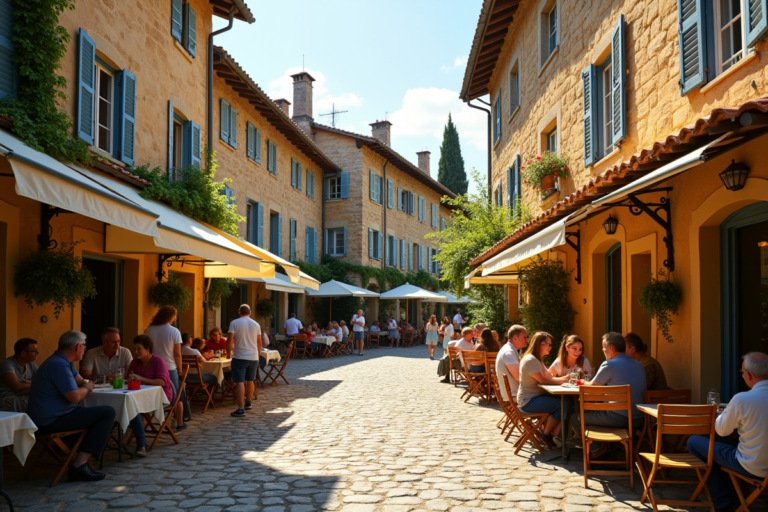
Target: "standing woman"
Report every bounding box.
[517,331,571,448]
[387,316,400,348]
[144,306,185,431]
[438,317,454,354]
[549,335,593,379]
[424,315,440,360]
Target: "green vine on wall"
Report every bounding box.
[0,0,90,163]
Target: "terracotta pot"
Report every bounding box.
[541,175,556,190]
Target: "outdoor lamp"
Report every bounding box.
[719,159,750,191]
[603,215,618,235]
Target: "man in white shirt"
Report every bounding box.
[495,325,528,403]
[452,309,464,331]
[283,313,303,336]
[450,327,476,352]
[351,310,366,356]
[227,305,262,418]
[688,352,768,511]
[80,327,133,380]
[437,327,476,382]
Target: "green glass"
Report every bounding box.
[112,377,124,389]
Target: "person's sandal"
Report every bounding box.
[135,447,147,457]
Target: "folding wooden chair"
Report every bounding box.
[637,404,717,511]
[448,346,467,386]
[401,331,414,348]
[25,429,88,487]
[292,334,311,359]
[501,374,548,454]
[723,467,768,512]
[640,389,692,453]
[460,350,490,404]
[263,341,293,385]
[335,337,351,355]
[484,352,498,404]
[145,366,189,451]
[182,355,216,414]
[369,332,380,349]
[579,385,635,490]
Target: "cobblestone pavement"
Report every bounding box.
[6,347,762,512]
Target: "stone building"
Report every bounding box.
[462,0,768,401]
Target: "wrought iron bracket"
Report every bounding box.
[564,230,581,284]
[609,187,675,271]
[156,254,187,282]
[38,203,73,250]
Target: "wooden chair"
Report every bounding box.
[637,404,717,511]
[460,350,489,404]
[335,337,351,356]
[25,429,88,487]
[263,341,293,385]
[640,389,692,452]
[369,332,380,349]
[501,373,548,454]
[147,366,189,451]
[447,346,467,386]
[401,331,414,348]
[722,467,768,512]
[182,355,216,414]
[579,385,635,490]
[292,334,311,359]
[484,352,498,404]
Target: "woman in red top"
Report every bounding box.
[205,327,227,358]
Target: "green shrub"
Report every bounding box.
[207,278,237,309]
[148,275,192,313]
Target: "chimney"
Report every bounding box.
[291,71,315,133]
[370,120,392,146]
[416,151,431,176]
[274,98,291,116]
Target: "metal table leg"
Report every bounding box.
[546,394,570,462]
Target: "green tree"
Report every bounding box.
[437,114,468,195]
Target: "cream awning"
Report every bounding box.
[241,273,306,294]
[379,284,447,301]
[481,217,569,277]
[0,130,159,237]
[305,280,380,298]
[464,266,519,289]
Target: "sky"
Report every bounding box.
[213,0,487,193]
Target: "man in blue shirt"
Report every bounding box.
[27,330,116,482]
[571,332,647,456]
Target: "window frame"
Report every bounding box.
[713,0,746,75]
[548,3,558,55]
[94,64,115,155]
[596,57,614,159]
[327,228,345,257]
[327,176,341,200]
[538,0,560,70]
[508,54,520,119]
[547,126,558,153]
[493,91,502,143]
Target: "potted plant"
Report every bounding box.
[256,298,278,330]
[149,275,193,313]
[639,269,682,343]
[521,151,569,192]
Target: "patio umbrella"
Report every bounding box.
[305,280,380,322]
[434,291,477,304]
[378,284,447,326]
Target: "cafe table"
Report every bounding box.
[202,358,231,385]
[312,335,336,347]
[539,384,581,461]
[261,349,281,364]
[0,411,38,510]
[635,402,725,454]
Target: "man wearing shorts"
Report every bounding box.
[227,305,261,417]
[351,310,366,356]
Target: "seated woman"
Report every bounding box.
[339,321,349,343]
[517,331,571,448]
[470,328,501,373]
[206,327,227,358]
[548,335,593,379]
[625,332,667,390]
[370,321,380,333]
[181,337,219,387]
[127,335,173,457]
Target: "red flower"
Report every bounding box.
[554,172,559,177]
[551,163,555,167]
[527,160,531,164]
[521,166,525,170]
[536,156,541,160]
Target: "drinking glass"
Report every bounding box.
[707,389,720,406]
[569,371,578,386]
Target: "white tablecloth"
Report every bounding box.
[0,411,37,465]
[262,350,281,363]
[202,359,231,385]
[313,336,337,346]
[83,385,169,433]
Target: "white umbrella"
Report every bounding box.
[379,284,447,326]
[306,280,380,322]
[434,291,477,304]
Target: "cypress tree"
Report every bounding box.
[437,114,468,195]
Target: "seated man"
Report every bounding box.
[80,327,132,380]
[495,325,529,403]
[27,330,116,481]
[0,338,39,412]
[571,332,646,456]
[437,327,475,382]
[329,322,343,343]
[688,352,768,512]
[284,313,303,337]
[181,337,218,386]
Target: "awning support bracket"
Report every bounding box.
[564,230,581,284]
[156,254,187,282]
[609,187,675,271]
[39,203,73,250]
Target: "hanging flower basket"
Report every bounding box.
[522,151,569,191]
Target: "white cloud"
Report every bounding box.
[268,67,362,118]
[441,55,467,71]
[389,87,487,151]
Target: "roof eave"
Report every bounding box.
[460,0,495,102]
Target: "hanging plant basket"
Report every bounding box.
[521,151,569,192]
[14,241,97,319]
[149,275,192,313]
[639,269,682,343]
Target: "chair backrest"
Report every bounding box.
[402,331,413,342]
[168,366,189,409]
[579,385,633,432]
[461,350,486,372]
[181,355,204,383]
[643,389,691,405]
[279,341,293,366]
[293,334,307,343]
[448,346,461,360]
[370,333,380,341]
[655,404,717,463]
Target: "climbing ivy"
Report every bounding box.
[0,0,90,163]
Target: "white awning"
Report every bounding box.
[0,130,159,237]
[435,291,477,303]
[481,217,569,277]
[379,284,447,301]
[306,280,380,298]
[241,273,306,294]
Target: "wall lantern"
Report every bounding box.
[603,215,619,235]
[719,159,750,191]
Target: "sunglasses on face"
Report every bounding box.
[541,342,552,347]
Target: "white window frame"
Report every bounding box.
[547,127,558,153]
[538,0,560,69]
[508,52,520,120]
[714,0,746,75]
[94,64,114,154]
[601,61,614,157]
[328,228,345,256]
[327,176,341,200]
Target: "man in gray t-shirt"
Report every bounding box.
[0,338,40,412]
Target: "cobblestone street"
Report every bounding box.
[5,347,754,512]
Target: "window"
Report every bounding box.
[508,154,521,214]
[325,172,348,200]
[368,228,382,260]
[548,3,558,54]
[398,188,415,215]
[431,203,438,228]
[171,119,182,178]
[326,228,346,256]
[400,239,406,270]
[508,58,520,117]
[289,219,297,261]
[269,212,282,257]
[715,0,744,74]
[171,0,196,57]
[547,127,558,153]
[0,0,16,100]
[94,65,113,153]
[495,183,503,207]
[493,93,501,143]
[327,176,341,200]
[600,61,614,156]
[220,99,237,149]
[267,140,277,175]
[369,170,382,204]
[166,99,201,180]
[387,236,398,267]
[220,184,235,206]
[440,217,447,231]
[539,0,559,68]
[291,159,302,191]
[305,227,318,263]
[246,122,262,164]
[387,179,393,209]
[307,170,315,199]
[246,200,264,248]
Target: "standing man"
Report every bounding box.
[351,309,366,356]
[495,325,529,402]
[227,304,262,417]
[687,352,768,511]
[283,313,303,337]
[80,327,133,380]
[0,338,39,412]
[452,308,464,333]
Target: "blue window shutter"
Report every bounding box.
[324,228,330,256]
[171,0,182,42]
[401,240,406,270]
[297,162,302,191]
[290,219,296,261]
[167,99,174,177]
[185,3,197,57]
[369,171,375,201]
[582,65,597,165]
[119,70,137,165]
[611,15,627,145]
[387,180,393,209]
[342,227,347,255]
[394,238,398,267]
[277,214,283,257]
[77,29,96,145]
[340,171,349,199]
[746,0,768,46]
[190,121,201,168]
[290,159,296,188]
[246,122,254,160]
[678,0,706,95]
[385,236,389,266]
[305,228,310,261]
[514,154,521,211]
[255,128,262,163]
[220,99,230,142]
[312,228,318,262]
[306,169,311,197]
[368,228,373,258]
[229,107,237,148]
[507,166,513,207]
[256,202,264,248]
[378,232,383,260]
[0,0,15,100]
[397,187,403,210]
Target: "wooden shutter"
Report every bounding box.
[305,228,310,261]
[678,0,706,94]
[290,219,296,261]
[514,154,521,212]
[611,15,627,145]
[324,228,330,256]
[385,236,389,266]
[220,99,230,142]
[401,240,406,270]
[256,202,264,248]
[277,214,283,257]
[368,228,373,258]
[342,227,347,255]
[291,159,297,188]
[340,171,349,198]
[77,29,96,145]
[746,0,768,46]
[582,65,597,166]
[307,170,313,198]
[190,121,201,168]
[311,228,318,262]
[119,70,136,165]
[171,0,183,42]
[323,177,329,200]
[185,3,197,57]
[167,99,174,177]
[0,0,15,100]
[397,187,403,210]
[369,171,375,201]
[229,107,237,148]
[387,179,393,209]
[297,162,302,191]
[255,128,262,163]
[378,232,383,260]
[246,122,255,160]
[393,238,398,267]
